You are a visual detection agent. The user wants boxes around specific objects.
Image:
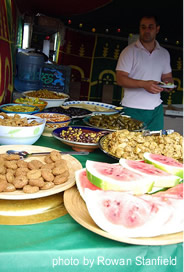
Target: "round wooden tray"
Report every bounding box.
[64,186,183,246]
[0,145,82,200]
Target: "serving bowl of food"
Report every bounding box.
[33,112,71,136]
[42,106,92,119]
[62,101,122,114]
[0,103,40,114]
[23,89,69,108]
[52,126,107,152]
[83,113,145,131]
[99,129,183,161]
[0,113,46,145]
[14,97,48,111]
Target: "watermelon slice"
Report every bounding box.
[75,168,101,201]
[119,158,181,188]
[144,152,183,179]
[85,160,154,195]
[153,183,183,199]
[85,189,184,237]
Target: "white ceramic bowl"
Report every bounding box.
[0,113,46,145]
[22,90,70,108]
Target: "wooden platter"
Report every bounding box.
[0,145,82,200]
[64,186,183,246]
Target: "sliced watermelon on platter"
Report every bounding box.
[75,168,101,201]
[84,188,184,237]
[119,158,181,188]
[143,152,183,179]
[85,160,154,195]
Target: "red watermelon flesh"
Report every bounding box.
[144,152,183,179]
[85,189,184,237]
[125,160,171,176]
[75,168,101,201]
[85,161,154,194]
[91,162,144,180]
[101,193,154,228]
[119,158,181,188]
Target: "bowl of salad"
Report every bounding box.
[14,97,48,111]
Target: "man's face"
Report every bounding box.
[139,17,160,43]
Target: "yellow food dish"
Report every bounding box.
[2,105,37,112]
[14,97,47,111]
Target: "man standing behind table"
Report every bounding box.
[116,15,174,131]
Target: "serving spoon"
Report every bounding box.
[6,150,89,158]
[142,129,174,137]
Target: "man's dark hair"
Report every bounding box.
[139,15,159,26]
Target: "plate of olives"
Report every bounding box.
[42,106,92,119]
[52,126,108,152]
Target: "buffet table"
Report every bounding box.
[0,135,183,272]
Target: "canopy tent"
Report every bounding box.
[15,0,183,44]
[15,0,113,16]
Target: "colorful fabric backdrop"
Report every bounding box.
[58,28,126,105]
[58,28,183,106]
[0,0,19,105]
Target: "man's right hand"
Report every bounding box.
[143,80,163,94]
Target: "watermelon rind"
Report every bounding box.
[119,158,181,188]
[85,160,154,194]
[143,152,183,179]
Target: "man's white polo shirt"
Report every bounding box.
[116,39,172,110]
